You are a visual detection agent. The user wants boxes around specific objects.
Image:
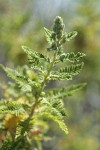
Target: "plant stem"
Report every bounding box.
[29,51,57,118]
[29,98,39,118]
[41,51,57,90]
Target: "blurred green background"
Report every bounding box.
[0,0,100,149]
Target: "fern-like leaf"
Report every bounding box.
[0,64,40,93]
[50,62,84,80]
[45,83,86,99]
[22,46,51,72]
[41,97,66,117]
[0,100,25,115]
[59,52,86,63]
[65,31,78,41]
[44,27,52,44]
[38,112,68,134]
[59,62,84,75]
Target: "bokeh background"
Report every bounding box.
[0,0,100,149]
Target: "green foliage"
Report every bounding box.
[0,100,25,116]
[65,31,78,41]
[46,83,86,99]
[59,52,86,63]
[0,16,86,150]
[50,62,84,80]
[22,46,51,73]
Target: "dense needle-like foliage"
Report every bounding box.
[0,16,86,150]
